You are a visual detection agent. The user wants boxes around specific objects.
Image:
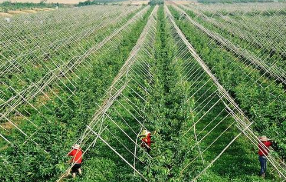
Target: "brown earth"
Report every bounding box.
[0,145,8,151]
[21,9,37,13]
[37,92,52,106]
[0,88,59,131]
[173,1,193,4]
[36,88,59,107]
[0,12,12,17]
[34,64,43,69]
[7,10,28,14]
[122,1,149,5]
[0,8,55,17]
[165,1,196,5]
[1,115,24,130]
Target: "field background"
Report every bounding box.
[0,0,86,4]
[0,1,285,181]
[0,0,152,4]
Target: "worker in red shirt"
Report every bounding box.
[139,130,152,154]
[68,144,83,178]
[258,136,272,178]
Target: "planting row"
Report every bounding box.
[137,5,281,181]
[169,5,286,162]
[0,5,141,91]
[0,6,153,181]
[0,6,148,129]
[182,4,286,72]
[71,7,159,181]
[162,5,283,181]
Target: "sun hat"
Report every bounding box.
[141,130,147,136]
[142,130,149,135]
[144,130,151,135]
[72,144,80,150]
[259,136,270,142]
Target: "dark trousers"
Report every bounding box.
[259,155,267,175]
[71,163,82,174]
[146,147,151,154]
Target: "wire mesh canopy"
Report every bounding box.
[0,2,286,182]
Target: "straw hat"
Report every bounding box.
[259,136,269,142]
[72,144,80,150]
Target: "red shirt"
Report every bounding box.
[258,141,272,156]
[142,133,152,147]
[68,149,83,164]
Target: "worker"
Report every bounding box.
[258,136,272,178]
[68,144,83,178]
[139,130,152,154]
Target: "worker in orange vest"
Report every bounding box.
[258,136,272,178]
[139,130,152,154]
[68,144,83,178]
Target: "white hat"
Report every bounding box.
[72,144,80,150]
[140,130,151,137]
[259,136,269,142]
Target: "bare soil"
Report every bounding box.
[36,88,59,107]
[165,1,195,5]
[21,10,37,13]
[0,8,55,16]
[1,115,24,130]
[8,10,28,14]
[122,1,149,5]
[0,12,12,17]
[0,145,8,152]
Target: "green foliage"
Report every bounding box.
[170,6,286,161]
[148,0,164,5]
[78,0,125,6]
[0,1,58,11]
[1,3,285,182]
[0,7,153,182]
[140,6,198,181]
